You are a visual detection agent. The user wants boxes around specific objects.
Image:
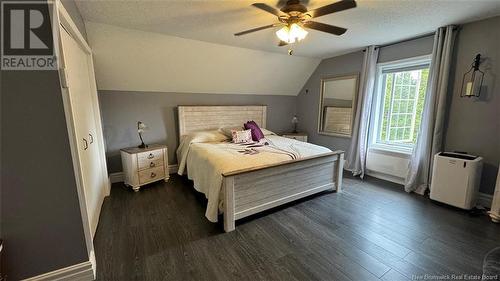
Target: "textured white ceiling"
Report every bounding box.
[76,0,500,58]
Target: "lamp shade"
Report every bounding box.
[137,121,147,133]
[137,121,148,148]
[276,24,308,44]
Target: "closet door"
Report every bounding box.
[60,26,105,236]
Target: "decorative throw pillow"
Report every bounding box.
[219,126,243,138]
[231,129,253,143]
[244,120,265,141]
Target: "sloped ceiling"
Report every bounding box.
[76,0,500,58]
[86,22,320,95]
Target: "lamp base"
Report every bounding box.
[138,142,148,149]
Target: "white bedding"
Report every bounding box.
[177,131,331,222]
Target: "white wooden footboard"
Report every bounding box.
[222,150,344,232]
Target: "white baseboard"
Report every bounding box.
[478,192,493,208]
[364,171,493,206]
[23,260,94,281]
[168,164,179,175]
[109,172,124,184]
[109,164,179,184]
[104,177,111,197]
[365,170,405,185]
[89,250,96,278]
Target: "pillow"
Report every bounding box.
[231,129,253,143]
[219,126,243,138]
[260,128,276,136]
[182,130,228,144]
[177,130,228,176]
[244,120,265,141]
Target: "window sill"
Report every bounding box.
[369,144,413,158]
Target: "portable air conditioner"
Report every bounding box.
[430,152,483,210]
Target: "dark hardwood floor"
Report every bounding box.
[94,174,500,281]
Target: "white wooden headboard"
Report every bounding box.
[178,105,267,139]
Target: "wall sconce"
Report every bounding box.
[460,54,484,98]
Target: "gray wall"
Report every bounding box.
[444,16,500,194]
[378,35,434,63]
[296,18,499,194]
[100,91,297,173]
[1,1,89,279]
[1,71,88,280]
[296,37,435,156]
[296,51,364,154]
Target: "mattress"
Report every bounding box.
[176,131,331,222]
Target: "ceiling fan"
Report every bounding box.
[234,0,357,47]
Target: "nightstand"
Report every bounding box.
[282,133,308,142]
[120,144,169,192]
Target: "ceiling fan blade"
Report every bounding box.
[234,24,278,36]
[252,3,284,17]
[278,40,288,47]
[304,21,347,36]
[308,0,356,18]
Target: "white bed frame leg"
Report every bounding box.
[335,153,344,192]
[223,176,235,232]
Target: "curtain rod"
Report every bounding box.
[375,32,435,50]
[363,26,460,52]
[361,32,434,53]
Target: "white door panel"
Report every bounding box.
[60,26,104,236]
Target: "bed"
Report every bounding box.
[177,105,344,232]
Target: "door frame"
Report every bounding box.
[54,1,110,277]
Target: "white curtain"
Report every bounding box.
[345,46,379,177]
[405,26,456,193]
[489,168,500,222]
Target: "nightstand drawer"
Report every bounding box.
[138,158,163,171]
[137,149,163,163]
[139,166,165,184]
[121,144,168,191]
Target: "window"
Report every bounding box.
[371,56,430,153]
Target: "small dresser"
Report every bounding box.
[120,144,169,191]
[281,133,308,142]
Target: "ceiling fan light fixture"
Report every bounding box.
[291,23,308,41]
[276,26,291,43]
[276,23,308,44]
[236,1,356,45]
